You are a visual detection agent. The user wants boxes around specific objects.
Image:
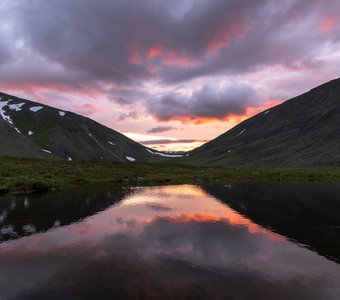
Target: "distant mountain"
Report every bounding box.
[0,92,167,162]
[188,78,340,167]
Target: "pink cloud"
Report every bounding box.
[163,50,193,68]
[147,44,164,59]
[73,103,98,116]
[319,16,337,34]
[205,18,251,55]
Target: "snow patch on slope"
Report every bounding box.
[0,100,13,124]
[30,106,43,112]
[146,149,184,158]
[28,131,34,136]
[236,129,246,137]
[42,149,52,154]
[59,111,65,117]
[126,156,136,162]
[8,103,25,111]
[0,100,26,127]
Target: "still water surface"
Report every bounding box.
[0,184,340,299]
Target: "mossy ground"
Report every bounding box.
[1,156,340,193]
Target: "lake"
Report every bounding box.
[1,183,340,299]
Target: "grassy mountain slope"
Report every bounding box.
[188,78,340,167]
[0,92,157,162]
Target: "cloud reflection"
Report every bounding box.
[0,185,340,299]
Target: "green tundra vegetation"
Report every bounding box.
[1,156,340,194]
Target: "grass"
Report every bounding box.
[1,156,340,193]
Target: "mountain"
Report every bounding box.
[0,92,159,162]
[188,78,340,167]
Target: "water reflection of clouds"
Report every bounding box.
[0,185,340,299]
[124,185,207,205]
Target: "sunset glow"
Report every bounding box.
[0,0,340,151]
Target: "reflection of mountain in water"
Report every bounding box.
[1,185,340,299]
[203,182,340,263]
[0,186,128,242]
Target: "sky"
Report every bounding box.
[0,0,339,151]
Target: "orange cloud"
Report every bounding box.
[156,213,285,243]
[151,98,283,125]
[155,115,221,125]
[217,98,282,124]
[228,98,282,124]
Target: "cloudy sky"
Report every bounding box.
[0,0,339,150]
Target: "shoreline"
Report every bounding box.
[1,157,340,194]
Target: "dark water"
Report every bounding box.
[0,183,340,299]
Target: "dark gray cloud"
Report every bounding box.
[0,0,339,121]
[1,0,339,86]
[159,0,339,83]
[0,43,10,65]
[147,126,178,133]
[147,83,258,121]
